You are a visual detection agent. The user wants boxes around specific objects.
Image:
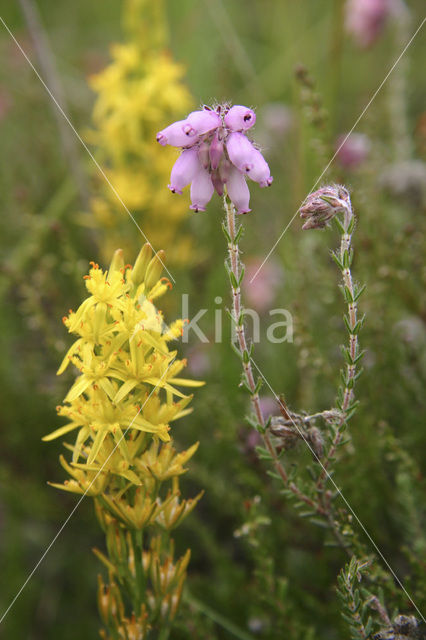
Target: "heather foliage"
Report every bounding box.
[0,1,425,638]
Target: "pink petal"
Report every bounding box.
[190,166,214,212]
[211,169,225,196]
[198,140,210,169]
[209,130,224,170]
[168,148,200,194]
[156,120,198,147]
[224,105,256,131]
[183,109,221,136]
[226,166,251,214]
[246,149,273,187]
[226,132,257,173]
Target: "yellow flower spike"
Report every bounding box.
[95,499,114,534]
[108,248,125,274]
[105,520,127,566]
[131,243,153,287]
[97,574,111,627]
[149,548,191,600]
[144,250,165,290]
[104,574,125,626]
[144,281,169,302]
[86,25,194,268]
[56,337,84,375]
[126,531,136,577]
[101,487,162,530]
[48,455,107,496]
[92,302,108,344]
[156,490,204,531]
[135,441,199,483]
[47,245,202,637]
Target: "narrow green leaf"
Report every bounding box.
[221,222,231,242]
[229,271,239,289]
[331,251,344,269]
[353,284,366,301]
[234,225,244,243]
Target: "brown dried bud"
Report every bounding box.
[307,426,324,459]
[299,184,350,230]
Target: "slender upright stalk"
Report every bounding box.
[223,195,323,512]
[388,2,412,162]
[18,0,89,207]
[224,196,265,429]
[317,194,363,491]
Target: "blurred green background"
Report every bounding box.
[0,0,425,638]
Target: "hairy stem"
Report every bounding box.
[317,197,362,491]
[223,195,323,510]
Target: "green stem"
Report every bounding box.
[317,198,362,492]
[186,592,257,640]
[223,195,319,511]
[130,529,144,612]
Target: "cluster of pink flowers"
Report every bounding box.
[344,0,393,48]
[156,104,273,214]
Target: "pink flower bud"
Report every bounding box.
[226,166,251,214]
[184,109,221,136]
[198,140,210,169]
[224,105,256,131]
[190,166,214,212]
[299,185,350,230]
[226,132,257,173]
[209,130,224,170]
[246,149,273,187]
[168,148,201,194]
[211,170,225,196]
[156,120,198,147]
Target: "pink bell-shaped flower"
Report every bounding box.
[226,166,251,215]
[224,105,256,131]
[246,148,273,187]
[209,130,224,170]
[190,166,215,212]
[156,120,198,147]
[168,148,201,194]
[225,132,257,173]
[183,109,221,136]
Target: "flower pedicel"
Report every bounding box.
[157,104,273,214]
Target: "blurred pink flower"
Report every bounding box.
[186,344,211,376]
[256,103,292,149]
[344,0,392,48]
[258,395,278,419]
[243,258,283,313]
[336,133,371,169]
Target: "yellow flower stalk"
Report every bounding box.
[45,244,203,639]
[84,0,194,265]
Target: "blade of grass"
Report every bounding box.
[185,592,257,640]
